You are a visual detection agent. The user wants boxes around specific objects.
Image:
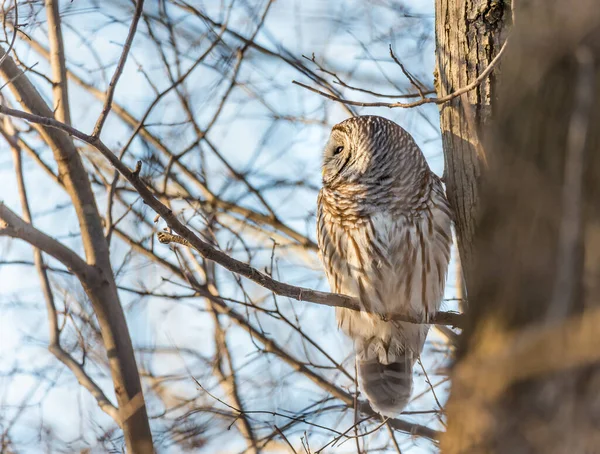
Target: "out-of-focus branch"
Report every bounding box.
[454,307,600,406]
[45,0,71,125]
[0,47,153,452]
[92,0,144,137]
[0,1,19,73]
[0,202,94,280]
[177,249,440,441]
[4,119,118,421]
[183,247,260,454]
[547,46,594,322]
[172,0,356,116]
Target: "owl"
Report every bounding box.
[317,116,452,416]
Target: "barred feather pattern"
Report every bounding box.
[317,116,452,416]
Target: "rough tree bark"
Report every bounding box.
[442,0,600,452]
[435,0,511,293]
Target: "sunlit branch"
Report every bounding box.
[293,39,508,109]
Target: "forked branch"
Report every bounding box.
[293,39,508,109]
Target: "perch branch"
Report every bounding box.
[157,231,461,328]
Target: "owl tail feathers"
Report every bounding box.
[357,355,413,417]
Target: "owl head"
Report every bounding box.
[321,115,426,189]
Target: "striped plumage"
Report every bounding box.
[317,116,452,416]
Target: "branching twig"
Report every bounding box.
[293,39,508,109]
[92,0,145,137]
[19,32,318,251]
[5,119,118,422]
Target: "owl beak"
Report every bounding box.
[322,166,333,186]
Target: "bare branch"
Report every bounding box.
[0,46,153,451]
[293,39,508,109]
[547,46,595,321]
[0,0,18,71]
[0,202,94,280]
[45,0,71,125]
[4,117,119,423]
[157,231,461,327]
[18,32,318,250]
[92,0,145,137]
[453,306,600,410]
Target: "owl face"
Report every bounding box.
[322,116,391,188]
[321,116,424,190]
[322,127,355,187]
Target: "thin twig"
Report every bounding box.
[0,0,18,72]
[389,45,426,98]
[302,53,432,100]
[293,39,508,109]
[92,0,145,137]
[386,422,403,454]
[275,426,298,454]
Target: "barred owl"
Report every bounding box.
[317,116,452,416]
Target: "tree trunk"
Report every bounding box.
[435,0,511,294]
[0,49,154,453]
[442,1,600,452]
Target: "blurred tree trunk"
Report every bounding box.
[435,0,511,293]
[442,0,600,452]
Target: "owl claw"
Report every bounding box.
[379,313,390,322]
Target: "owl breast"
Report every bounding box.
[317,184,452,359]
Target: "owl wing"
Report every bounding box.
[317,190,391,315]
[316,190,346,295]
[317,182,452,319]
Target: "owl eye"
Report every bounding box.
[333,146,344,155]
